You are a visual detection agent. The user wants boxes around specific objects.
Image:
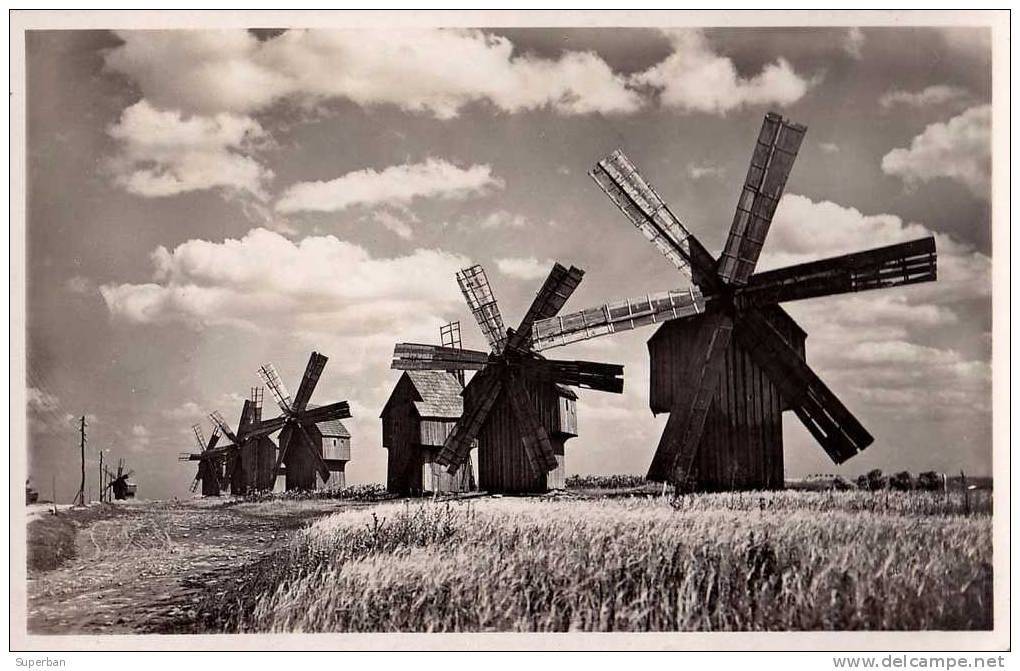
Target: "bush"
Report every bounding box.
[890,471,914,491]
[916,471,944,491]
[565,474,647,489]
[832,475,855,491]
[857,469,888,491]
[243,483,392,503]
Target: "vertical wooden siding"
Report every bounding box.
[647,307,802,491]
[467,376,571,493]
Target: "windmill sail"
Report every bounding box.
[292,352,328,412]
[511,263,584,347]
[736,237,937,309]
[717,113,807,286]
[457,265,508,354]
[531,287,705,351]
[390,343,490,370]
[735,310,873,463]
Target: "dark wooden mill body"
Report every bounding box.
[381,370,476,494]
[390,266,624,495]
[530,112,938,491]
[648,307,805,490]
[104,459,135,500]
[197,459,224,497]
[465,376,577,492]
[227,396,278,494]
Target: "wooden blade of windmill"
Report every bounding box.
[206,432,220,451]
[590,149,720,291]
[291,352,328,413]
[735,309,873,463]
[295,422,333,483]
[391,343,490,370]
[300,400,352,425]
[504,372,560,473]
[519,357,625,394]
[530,286,707,351]
[258,362,294,414]
[272,424,295,479]
[457,264,508,353]
[243,414,287,439]
[209,411,239,443]
[717,113,807,287]
[435,367,503,472]
[508,263,585,349]
[235,399,255,440]
[735,237,937,310]
[646,314,734,483]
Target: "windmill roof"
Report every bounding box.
[406,370,464,418]
[306,403,351,438]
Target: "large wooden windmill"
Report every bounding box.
[391,263,623,493]
[531,112,938,490]
[255,352,352,491]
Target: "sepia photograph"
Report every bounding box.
[9,9,1008,653]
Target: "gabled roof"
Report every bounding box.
[406,370,464,418]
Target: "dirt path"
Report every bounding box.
[26,499,342,634]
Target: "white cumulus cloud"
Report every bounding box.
[105,29,642,119]
[99,228,471,372]
[494,257,556,280]
[879,84,972,110]
[632,29,815,114]
[881,105,991,199]
[107,100,272,199]
[276,158,501,213]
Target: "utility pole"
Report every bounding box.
[76,415,86,507]
[98,449,104,503]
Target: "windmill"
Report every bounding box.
[254,352,352,491]
[207,388,277,495]
[178,421,226,496]
[531,112,937,490]
[104,459,136,500]
[390,263,624,493]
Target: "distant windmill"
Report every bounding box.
[104,459,136,500]
[391,263,623,493]
[178,421,226,496]
[255,352,353,491]
[531,112,937,490]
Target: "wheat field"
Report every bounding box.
[195,491,992,633]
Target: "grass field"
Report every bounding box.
[196,490,993,633]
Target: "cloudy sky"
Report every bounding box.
[23,25,993,502]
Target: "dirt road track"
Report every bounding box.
[26,499,339,634]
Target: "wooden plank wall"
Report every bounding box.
[469,377,570,493]
[284,424,324,491]
[647,307,802,490]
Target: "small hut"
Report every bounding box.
[381,370,475,494]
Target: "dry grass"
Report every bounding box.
[197,491,992,633]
